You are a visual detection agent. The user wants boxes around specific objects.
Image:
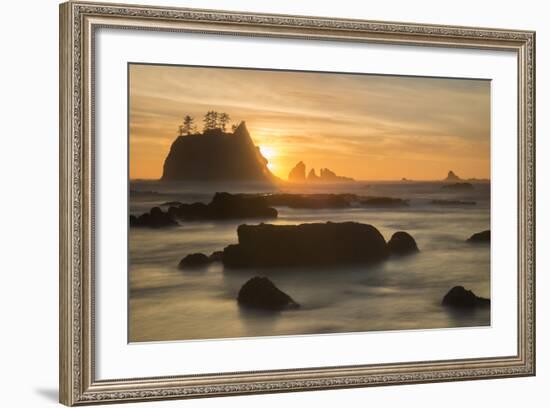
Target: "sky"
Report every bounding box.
[129,64,490,181]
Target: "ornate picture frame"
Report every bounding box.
[59,1,535,405]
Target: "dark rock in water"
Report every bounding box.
[442,182,474,190]
[431,199,476,206]
[288,161,306,182]
[360,197,409,207]
[387,231,419,255]
[223,222,388,268]
[265,193,351,209]
[178,253,211,269]
[209,251,223,262]
[237,277,299,311]
[166,192,278,221]
[442,286,490,308]
[130,206,177,228]
[467,230,490,243]
[161,121,277,183]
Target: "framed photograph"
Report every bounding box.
[59,1,536,405]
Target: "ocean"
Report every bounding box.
[129,180,490,342]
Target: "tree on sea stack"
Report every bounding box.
[182,115,195,135]
[219,112,231,132]
[203,110,219,131]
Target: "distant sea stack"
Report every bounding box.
[288,161,354,183]
[161,122,276,183]
[444,170,461,182]
[288,161,306,181]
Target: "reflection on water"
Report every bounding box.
[129,181,490,342]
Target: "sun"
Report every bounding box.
[259,146,278,173]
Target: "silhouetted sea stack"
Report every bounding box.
[130,206,177,228]
[387,231,419,255]
[442,286,490,308]
[237,277,299,311]
[178,253,211,269]
[467,230,490,243]
[222,222,389,268]
[161,122,276,183]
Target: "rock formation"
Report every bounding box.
[387,231,419,255]
[130,206,177,228]
[222,222,389,268]
[307,168,319,181]
[288,161,306,181]
[161,122,276,183]
[287,162,354,182]
[167,192,278,221]
[442,286,490,308]
[467,230,490,243]
[237,277,299,311]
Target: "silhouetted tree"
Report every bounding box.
[219,112,230,132]
[178,125,185,137]
[231,123,238,132]
[203,110,219,131]
[182,115,195,135]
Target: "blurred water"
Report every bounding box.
[129,181,490,342]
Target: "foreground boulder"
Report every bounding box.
[168,192,277,221]
[467,230,490,243]
[237,277,299,311]
[130,206,177,228]
[442,286,490,308]
[223,222,388,268]
[387,231,419,255]
[178,253,211,269]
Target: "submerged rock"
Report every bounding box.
[265,193,352,209]
[467,230,490,243]
[360,197,409,207]
[223,222,388,268]
[178,253,211,269]
[237,277,299,311]
[209,251,224,262]
[130,206,177,228]
[387,231,419,255]
[431,199,476,206]
[442,182,474,190]
[442,286,490,308]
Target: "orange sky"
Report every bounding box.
[129,64,490,181]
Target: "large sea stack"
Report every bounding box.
[161,122,276,183]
